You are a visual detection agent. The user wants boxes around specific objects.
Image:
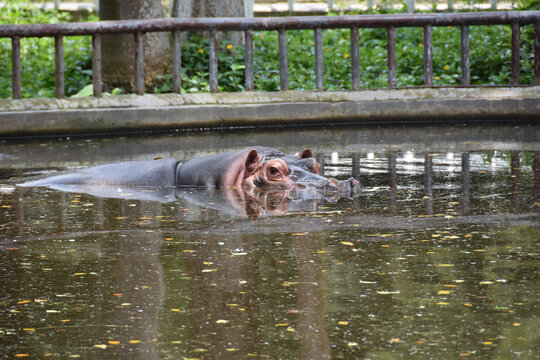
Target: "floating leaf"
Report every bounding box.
[377,290,400,295]
[347,342,358,347]
[216,319,229,324]
[340,242,354,246]
[94,345,107,349]
[338,321,348,325]
[107,340,120,345]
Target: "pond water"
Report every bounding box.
[0,124,539,359]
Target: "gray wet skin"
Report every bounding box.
[20,147,360,198]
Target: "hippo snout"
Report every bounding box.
[324,177,360,197]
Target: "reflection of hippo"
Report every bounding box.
[21,147,360,197]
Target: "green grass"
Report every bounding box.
[0,3,536,98]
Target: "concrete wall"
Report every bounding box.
[0,87,539,138]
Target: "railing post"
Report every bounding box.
[55,35,64,98]
[424,25,433,86]
[209,30,218,92]
[288,0,294,14]
[535,23,540,86]
[328,0,334,12]
[134,32,144,95]
[387,26,396,89]
[314,28,324,91]
[11,36,21,99]
[172,30,182,93]
[92,34,102,97]
[448,0,454,12]
[460,25,470,86]
[245,30,254,91]
[351,26,360,90]
[491,0,497,10]
[511,22,520,86]
[278,29,289,91]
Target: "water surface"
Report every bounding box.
[0,124,538,359]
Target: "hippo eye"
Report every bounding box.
[269,166,279,175]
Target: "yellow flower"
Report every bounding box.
[226,44,233,50]
[434,76,440,80]
[418,43,423,47]
[198,48,204,53]
[344,53,350,59]
[444,65,450,71]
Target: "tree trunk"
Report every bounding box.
[99,0,171,90]
[172,0,247,45]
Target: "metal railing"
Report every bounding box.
[1,11,539,99]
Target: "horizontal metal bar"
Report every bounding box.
[1,12,540,38]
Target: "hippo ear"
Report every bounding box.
[244,149,261,176]
[298,148,313,159]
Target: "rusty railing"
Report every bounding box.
[1,11,540,99]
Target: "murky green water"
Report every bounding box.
[0,124,539,359]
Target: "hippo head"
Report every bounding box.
[237,147,360,198]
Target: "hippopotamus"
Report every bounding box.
[21,147,360,198]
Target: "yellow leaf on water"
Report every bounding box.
[14,354,30,357]
[340,242,354,246]
[338,321,348,325]
[94,345,107,349]
[275,323,289,327]
[129,340,141,344]
[17,300,31,304]
[216,320,229,324]
[437,302,449,305]
[438,264,454,267]
[23,328,35,331]
[171,308,180,312]
[292,233,309,236]
[347,342,358,347]
[390,338,400,343]
[438,291,451,295]
[107,340,120,345]
[513,323,521,326]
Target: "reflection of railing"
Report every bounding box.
[1,11,539,99]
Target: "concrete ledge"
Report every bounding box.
[0,87,539,137]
